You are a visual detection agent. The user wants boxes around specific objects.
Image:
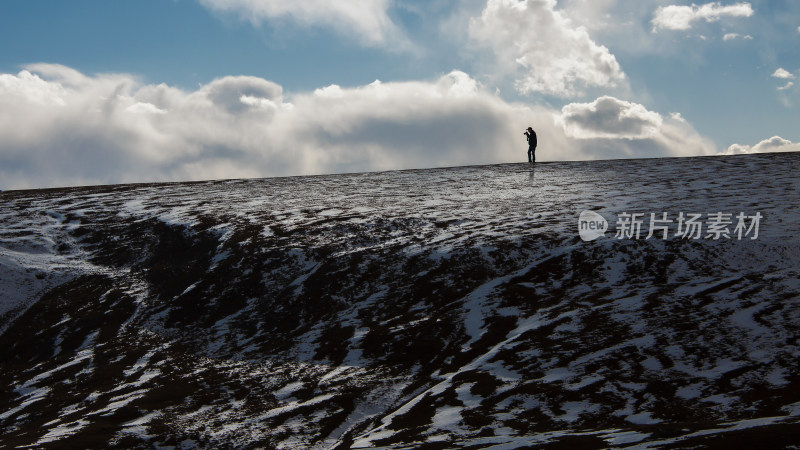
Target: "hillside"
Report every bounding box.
[1,152,799,448]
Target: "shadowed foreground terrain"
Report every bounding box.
[1,152,799,448]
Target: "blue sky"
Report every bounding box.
[0,1,456,96]
[1,0,799,189]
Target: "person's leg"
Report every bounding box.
[528,147,533,162]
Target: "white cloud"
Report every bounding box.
[725,136,800,155]
[772,68,795,79]
[197,0,408,49]
[468,0,626,98]
[0,66,530,188]
[0,65,717,190]
[556,96,716,158]
[722,32,752,41]
[772,68,797,92]
[652,2,754,32]
[559,0,620,32]
[558,96,663,139]
[0,69,67,106]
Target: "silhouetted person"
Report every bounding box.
[524,127,537,163]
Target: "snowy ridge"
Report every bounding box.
[1,152,799,448]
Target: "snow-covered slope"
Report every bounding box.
[1,152,799,448]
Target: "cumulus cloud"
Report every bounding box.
[558,96,663,139]
[772,68,795,79]
[0,65,720,190]
[468,0,626,98]
[556,96,716,158]
[725,136,800,155]
[652,2,754,32]
[197,0,408,49]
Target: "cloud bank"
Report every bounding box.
[725,136,800,155]
[652,2,754,32]
[468,0,626,98]
[198,0,407,48]
[0,65,529,189]
[0,65,718,190]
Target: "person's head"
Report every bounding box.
[527,127,533,131]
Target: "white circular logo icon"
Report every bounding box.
[578,210,608,241]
